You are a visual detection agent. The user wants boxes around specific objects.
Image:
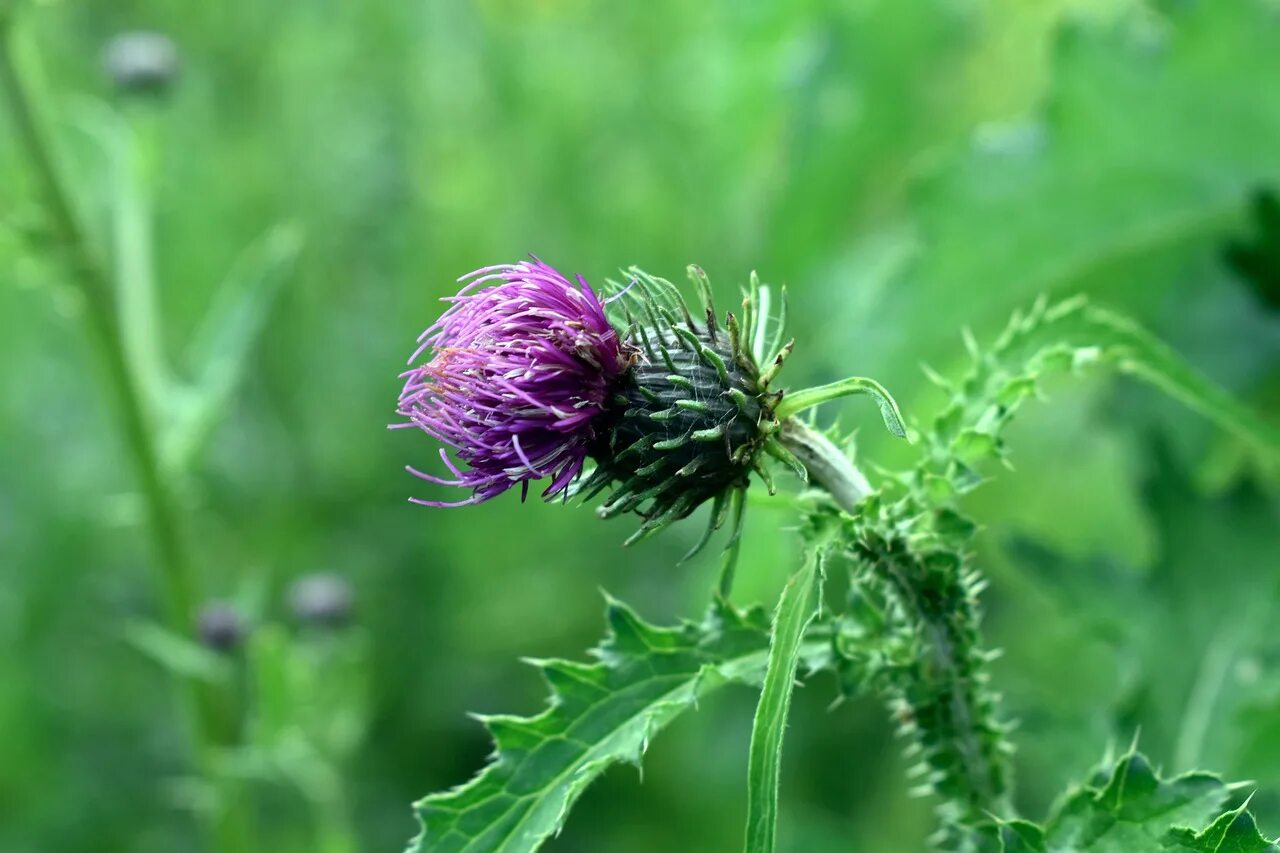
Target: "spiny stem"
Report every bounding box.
[0,20,245,850]
[868,544,1011,830]
[782,413,1011,841]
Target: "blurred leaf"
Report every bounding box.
[164,222,304,468]
[1224,190,1280,313]
[121,620,231,684]
[745,548,823,853]
[1067,305,1280,464]
[836,1,1280,390]
[409,596,828,853]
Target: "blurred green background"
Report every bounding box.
[2,0,1279,850]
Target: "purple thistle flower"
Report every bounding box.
[395,258,636,507]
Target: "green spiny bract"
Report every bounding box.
[579,266,791,546]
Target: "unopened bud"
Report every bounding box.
[196,601,245,652]
[102,32,180,94]
[288,573,354,630]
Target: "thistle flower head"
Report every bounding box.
[396,258,636,506]
[395,259,806,572]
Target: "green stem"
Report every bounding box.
[110,105,169,410]
[0,21,245,851]
[782,415,1010,840]
[0,12,195,630]
[311,782,360,853]
[778,419,872,514]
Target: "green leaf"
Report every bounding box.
[975,819,1046,853]
[978,750,1278,852]
[1164,802,1280,852]
[1046,752,1229,850]
[120,619,231,684]
[922,297,1280,498]
[744,548,824,853]
[163,222,304,469]
[408,597,829,853]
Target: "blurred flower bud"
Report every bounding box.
[196,601,245,652]
[288,573,354,630]
[101,32,180,94]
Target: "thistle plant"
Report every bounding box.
[398,262,1280,853]
[2,14,360,853]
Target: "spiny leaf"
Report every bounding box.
[1047,752,1228,850]
[744,548,825,853]
[408,597,830,853]
[919,296,1280,496]
[1164,801,1280,852]
[976,750,1276,853]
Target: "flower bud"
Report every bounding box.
[288,573,354,630]
[101,32,180,95]
[196,601,245,653]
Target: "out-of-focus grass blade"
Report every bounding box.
[122,619,231,684]
[68,97,173,415]
[164,223,304,468]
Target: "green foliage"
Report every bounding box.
[977,750,1277,852]
[744,549,825,853]
[1227,191,1280,312]
[817,295,1280,847]
[851,0,1280,389]
[3,1,1280,852]
[1166,804,1280,853]
[408,597,828,853]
